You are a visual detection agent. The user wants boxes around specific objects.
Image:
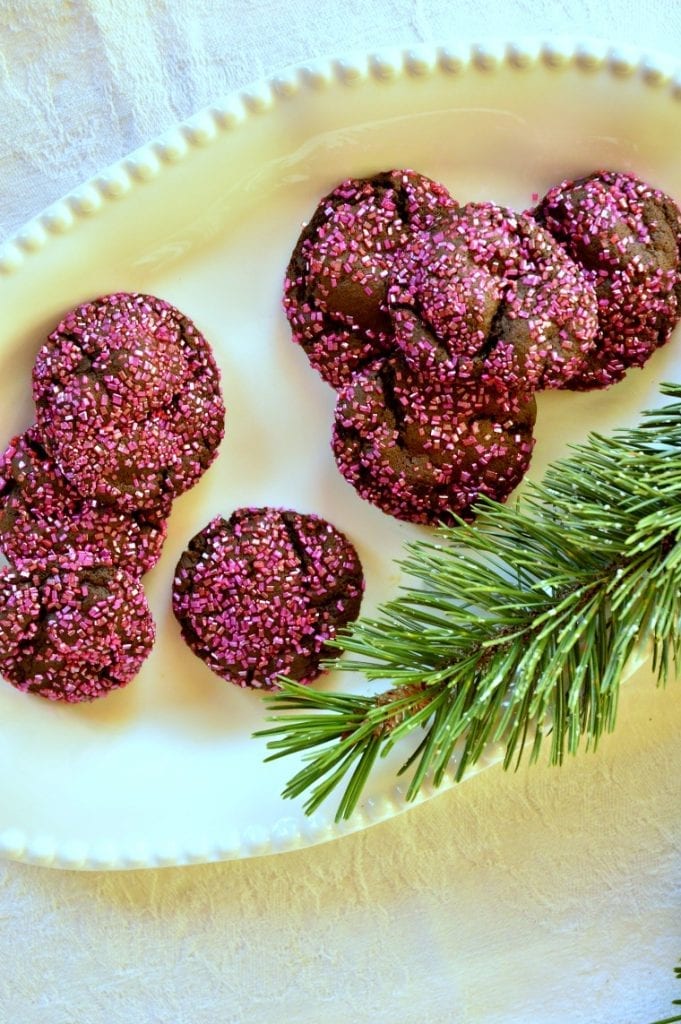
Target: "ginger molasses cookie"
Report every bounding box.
[332,355,536,525]
[283,170,456,389]
[172,508,364,690]
[0,428,167,574]
[0,562,155,702]
[532,170,681,388]
[32,293,225,511]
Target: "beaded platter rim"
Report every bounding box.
[0,37,678,870]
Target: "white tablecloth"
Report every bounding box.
[1,3,680,1022]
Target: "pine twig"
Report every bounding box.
[256,384,681,821]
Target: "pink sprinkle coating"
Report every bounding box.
[0,562,155,702]
[332,355,536,525]
[172,508,364,690]
[0,427,167,574]
[32,293,225,511]
[283,170,457,389]
[388,203,599,391]
[532,170,681,389]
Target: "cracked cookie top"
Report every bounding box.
[388,203,599,392]
[283,170,457,389]
[531,170,681,389]
[0,562,155,702]
[32,292,225,512]
[332,354,536,525]
[0,427,167,574]
[172,507,364,689]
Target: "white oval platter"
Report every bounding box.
[0,39,680,870]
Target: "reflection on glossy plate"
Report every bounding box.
[0,39,680,870]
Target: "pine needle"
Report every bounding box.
[255,383,681,821]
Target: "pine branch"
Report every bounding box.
[256,383,681,821]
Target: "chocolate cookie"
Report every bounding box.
[332,355,536,525]
[0,428,167,574]
[172,508,364,689]
[283,170,456,389]
[0,562,155,702]
[32,293,225,511]
[388,203,599,391]
[532,170,681,388]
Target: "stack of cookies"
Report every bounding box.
[0,292,225,702]
[284,169,681,525]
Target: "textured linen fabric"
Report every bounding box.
[1,2,681,1022]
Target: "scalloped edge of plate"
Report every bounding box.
[0,37,676,870]
[4,35,681,276]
